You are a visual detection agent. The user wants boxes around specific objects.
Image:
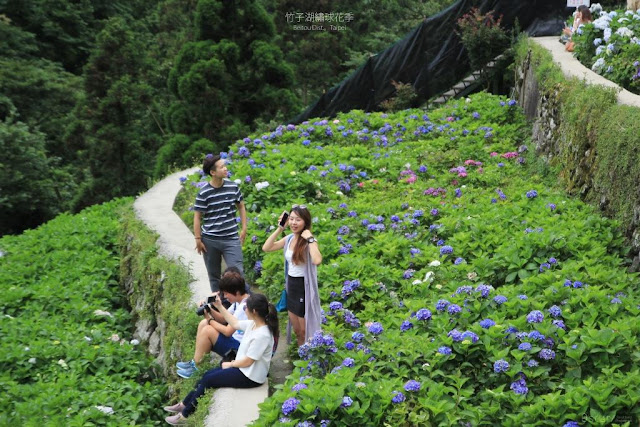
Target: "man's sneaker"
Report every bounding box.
[175,360,193,370]
[163,402,185,413]
[176,360,198,379]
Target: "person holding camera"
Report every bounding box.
[175,270,250,379]
[262,204,322,346]
[164,293,279,425]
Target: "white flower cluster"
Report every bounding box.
[255,181,269,191]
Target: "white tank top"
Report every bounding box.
[285,236,305,277]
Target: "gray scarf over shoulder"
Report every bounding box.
[284,234,322,344]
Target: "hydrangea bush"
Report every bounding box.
[572,4,640,94]
[176,93,640,425]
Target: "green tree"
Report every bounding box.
[166,0,299,143]
[0,104,61,235]
[67,17,161,209]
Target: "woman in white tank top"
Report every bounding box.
[262,205,323,346]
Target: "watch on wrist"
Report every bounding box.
[307,236,316,243]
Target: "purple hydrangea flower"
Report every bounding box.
[403,269,415,279]
[461,331,479,343]
[342,357,355,367]
[391,391,406,404]
[548,305,562,317]
[539,349,556,360]
[430,209,439,216]
[416,308,432,321]
[510,377,528,395]
[400,321,414,332]
[518,342,532,351]
[479,319,495,329]
[494,295,508,305]
[438,346,452,355]
[527,310,544,323]
[282,397,301,415]
[440,245,453,256]
[368,322,384,335]
[447,304,462,315]
[493,359,510,373]
[292,383,308,392]
[436,300,450,311]
[404,380,421,392]
[528,331,545,341]
[341,396,353,408]
[329,301,343,311]
[553,320,566,330]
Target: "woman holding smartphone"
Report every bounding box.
[262,205,322,346]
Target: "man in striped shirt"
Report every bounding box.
[194,154,247,292]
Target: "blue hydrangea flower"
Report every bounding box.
[611,297,622,304]
[448,329,463,342]
[404,380,421,392]
[479,319,495,329]
[518,342,532,351]
[282,397,301,415]
[351,332,364,342]
[539,262,551,272]
[403,269,415,279]
[416,308,432,321]
[548,305,562,317]
[454,257,465,265]
[526,190,538,198]
[539,349,555,360]
[418,165,428,173]
[518,294,528,300]
[368,322,384,335]
[342,358,355,367]
[329,301,343,311]
[510,377,528,395]
[410,248,421,257]
[528,331,545,341]
[553,320,566,330]
[341,396,353,408]
[438,346,452,355]
[391,391,406,404]
[527,359,539,367]
[526,310,544,323]
[563,422,580,427]
[436,299,450,311]
[493,359,510,373]
[345,341,355,350]
[447,304,462,315]
[338,225,350,235]
[461,331,479,343]
[494,295,508,305]
[440,245,453,256]
[400,321,414,332]
[573,281,583,288]
[430,209,439,216]
[292,383,308,392]
[476,284,491,298]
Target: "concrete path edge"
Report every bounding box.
[133,168,267,427]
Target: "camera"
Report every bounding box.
[196,295,217,316]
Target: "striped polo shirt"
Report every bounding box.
[194,180,243,239]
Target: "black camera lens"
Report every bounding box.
[196,303,210,316]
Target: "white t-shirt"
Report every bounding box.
[235,320,274,384]
[228,298,248,341]
[285,236,305,277]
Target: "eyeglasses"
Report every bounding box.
[292,204,307,209]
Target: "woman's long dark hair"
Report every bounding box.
[246,293,279,341]
[290,205,312,265]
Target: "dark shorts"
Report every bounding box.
[287,275,305,317]
[212,334,240,357]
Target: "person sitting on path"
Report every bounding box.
[262,204,322,346]
[175,269,250,379]
[163,293,279,425]
[562,5,592,51]
[194,153,247,293]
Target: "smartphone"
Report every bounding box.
[279,211,289,227]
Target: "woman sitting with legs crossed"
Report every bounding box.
[163,293,279,424]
